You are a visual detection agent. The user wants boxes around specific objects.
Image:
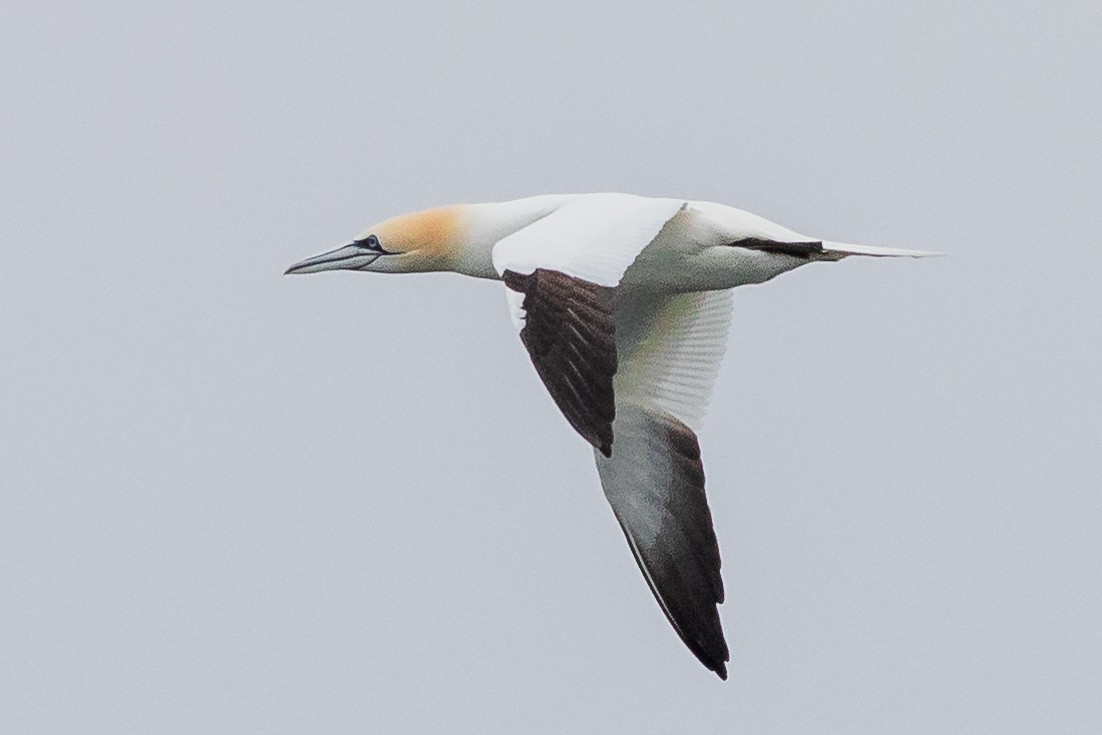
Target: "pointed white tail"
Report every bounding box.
[823,241,943,258]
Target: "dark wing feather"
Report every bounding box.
[595,406,729,679]
[731,237,824,258]
[503,269,617,455]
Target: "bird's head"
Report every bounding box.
[285,205,465,276]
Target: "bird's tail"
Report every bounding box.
[821,241,943,259]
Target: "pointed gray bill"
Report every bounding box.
[284,244,379,275]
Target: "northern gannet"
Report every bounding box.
[285,193,933,679]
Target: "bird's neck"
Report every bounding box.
[448,195,575,279]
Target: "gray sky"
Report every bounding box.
[2,1,1100,732]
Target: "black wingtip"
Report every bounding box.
[599,442,612,458]
[714,662,729,680]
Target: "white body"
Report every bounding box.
[451,193,928,290]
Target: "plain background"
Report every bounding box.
[2,1,1100,732]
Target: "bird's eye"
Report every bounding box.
[354,234,382,252]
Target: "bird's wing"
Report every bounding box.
[493,194,686,455]
[595,289,734,679]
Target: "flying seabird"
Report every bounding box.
[285,193,934,679]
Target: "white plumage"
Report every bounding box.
[613,289,734,433]
[491,194,687,285]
